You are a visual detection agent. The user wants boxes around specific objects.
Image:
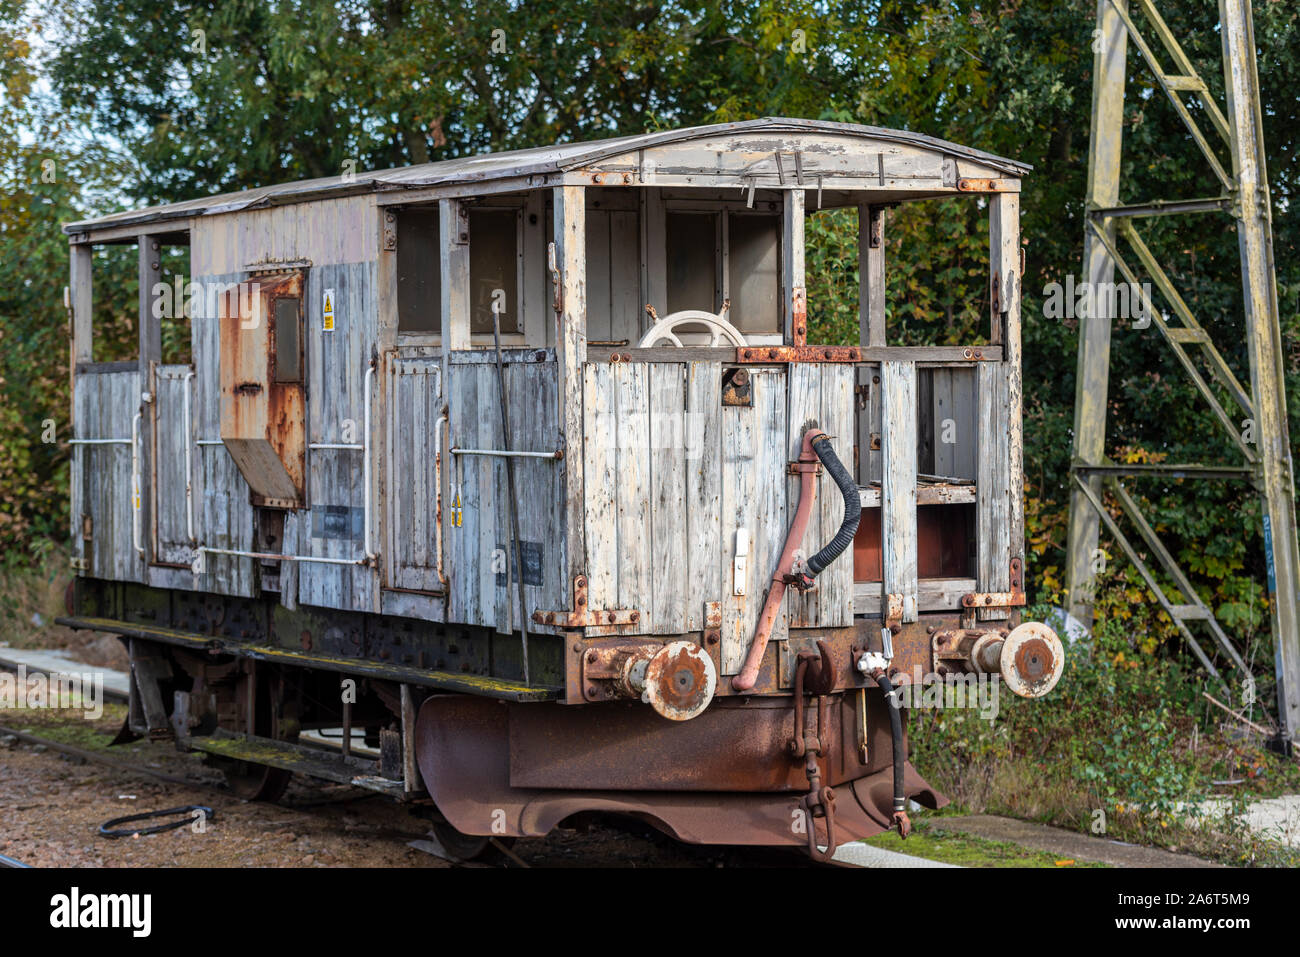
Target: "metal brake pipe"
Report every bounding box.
[872,668,910,838]
[732,428,825,692]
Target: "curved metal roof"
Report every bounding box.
[64,117,1030,235]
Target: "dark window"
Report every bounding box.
[396,208,442,334]
[469,208,520,335]
[272,296,302,383]
[666,211,718,314]
[728,213,781,334]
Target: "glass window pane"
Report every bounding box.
[666,211,717,314]
[728,213,781,334]
[273,296,301,383]
[397,208,442,334]
[469,208,519,335]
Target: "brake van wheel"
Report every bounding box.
[207,671,296,801]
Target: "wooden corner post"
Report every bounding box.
[553,186,587,603]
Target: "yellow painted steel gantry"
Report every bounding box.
[1066,0,1300,745]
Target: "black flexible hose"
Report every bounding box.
[875,672,906,823]
[806,434,861,576]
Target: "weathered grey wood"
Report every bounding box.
[194,272,256,597]
[880,361,918,622]
[553,186,587,606]
[70,244,92,369]
[298,262,376,614]
[782,188,805,343]
[582,363,619,612]
[386,353,443,592]
[931,367,978,481]
[720,368,788,673]
[977,361,1011,620]
[615,363,652,629]
[993,193,1025,608]
[152,366,195,565]
[439,199,470,353]
[859,483,976,508]
[854,578,975,615]
[641,187,667,314]
[74,370,144,583]
[683,362,722,632]
[649,362,687,633]
[138,236,161,567]
[859,205,886,346]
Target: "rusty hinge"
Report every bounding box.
[382,211,397,251]
[962,558,1025,609]
[532,575,640,629]
[736,345,861,364]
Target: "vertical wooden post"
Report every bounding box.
[1066,0,1128,623]
[993,194,1024,616]
[439,199,471,356]
[69,241,92,548]
[138,235,162,566]
[70,243,93,366]
[782,188,805,344]
[858,204,886,347]
[881,361,917,622]
[553,186,587,600]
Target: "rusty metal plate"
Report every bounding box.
[735,345,862,364]
[414,694,946,846]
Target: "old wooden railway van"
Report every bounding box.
[60,118,1064,856]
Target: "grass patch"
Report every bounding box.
[863,820,1109,868]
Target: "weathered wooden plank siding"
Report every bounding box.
[297,261,376,613]
[152,365,194,565]
[785,363,855,628]
[190,195,375,275]
[191,272,257,597]
[682,362,722,633]
[73,370,144,583]
[447,356,563,630]
[386,353,443,592]
[930,367,978,480]
[720,368,788,673]
[880,361,918,622]
[977,362,1011,620]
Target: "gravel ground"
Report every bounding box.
[0,723,809,868]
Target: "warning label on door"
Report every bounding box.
[323,288,336,332]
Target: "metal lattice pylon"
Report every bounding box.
[1065,0,1300,744]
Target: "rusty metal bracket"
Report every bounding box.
[957,177,1015,192]
[736,345,862,364]
[532,576,640,629]
[961,558,1026,609]
[787,460,823,476]
[791,287,808,346]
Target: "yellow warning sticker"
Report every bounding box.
[323,288,335,332]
